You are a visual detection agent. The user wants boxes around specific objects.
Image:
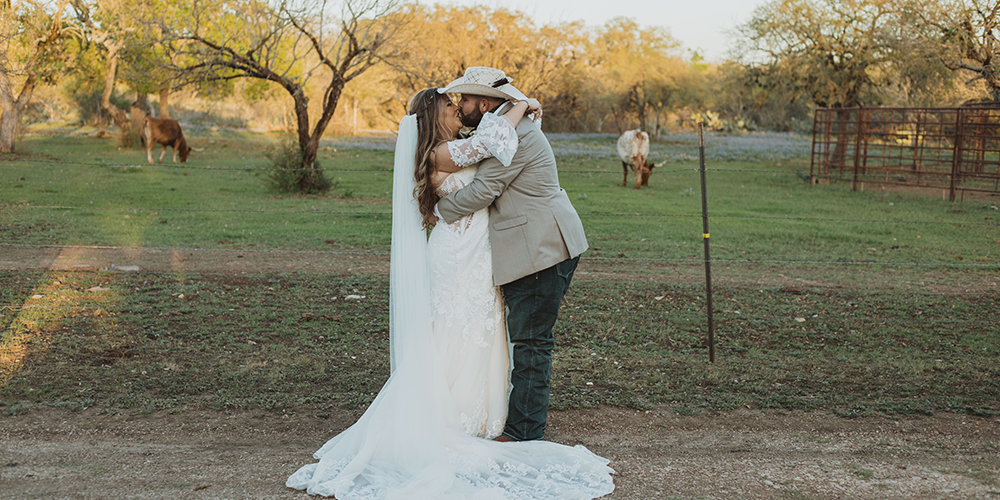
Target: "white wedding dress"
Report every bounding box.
[429,166,510,439]
[286,113,615,499]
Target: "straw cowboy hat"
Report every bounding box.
[438,66,529,102]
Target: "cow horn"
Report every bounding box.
[189,146,206,152]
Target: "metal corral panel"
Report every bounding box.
[811,106,1000,200]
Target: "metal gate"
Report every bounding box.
[810,106,1000,200]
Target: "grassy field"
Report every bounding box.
[1,128,998,419]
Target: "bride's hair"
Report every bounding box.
[408,88,453,229]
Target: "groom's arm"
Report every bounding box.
[437,154,524,224]
[438,116,542,224]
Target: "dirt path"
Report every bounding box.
[2,406,998,499]
[5,245,998,295]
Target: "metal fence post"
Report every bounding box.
[698,123,715,363]
[951,108,966,201]
[810,112,820,184]
[852,108,865,192]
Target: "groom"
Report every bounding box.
[436,67,588,442]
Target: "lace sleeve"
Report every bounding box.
[445,113,519,168]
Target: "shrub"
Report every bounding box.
[120,129,140,148]
[265,139,335,194]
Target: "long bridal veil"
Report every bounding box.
[286,114,615,500]
[287,114,465,497]
[388,114,430,373]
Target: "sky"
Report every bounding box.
[415,0,768,62]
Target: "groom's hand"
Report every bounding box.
[432,203,443,225]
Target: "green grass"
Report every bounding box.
[2,133,392,252]
[847,464,876,481]
[1,269,995,417]
[1,131,998,418]
[4,132,997,266]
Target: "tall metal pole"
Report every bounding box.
[698,123,715,363]
[852,108,865,192]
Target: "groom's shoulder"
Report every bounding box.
[514,117,546,141]
[514,115,539,132]
[516,119,553,153]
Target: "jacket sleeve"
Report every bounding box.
[438,113,537,224]
[437,152,524,224]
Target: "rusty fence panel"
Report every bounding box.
[810,106,1000,200]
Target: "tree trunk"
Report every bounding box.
[0,72,39,153]
[986,64,1000,102]
[159,88,170,119]
[302,136,320,173]
[352,98,358,135]
[291,86,313,166]
[282,78,345,192]
[306,78,345,168]
[830,109,852,170]
[0,72,17,153]
[633,96,647,132]
[286,84,324,191]
[101,43,132,144]
[131,92,149,139]
[651,102,665,138]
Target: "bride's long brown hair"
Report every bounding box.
[409,88,454,229]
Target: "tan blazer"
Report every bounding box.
[437,114,588,286]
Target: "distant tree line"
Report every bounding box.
[2,0,997,185]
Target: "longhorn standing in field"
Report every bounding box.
[140,117,203,164]
[617,129,660,189]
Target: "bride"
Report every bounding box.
[286,87,615,499]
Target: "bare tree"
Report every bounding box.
[146,0,405,191]
[0,0,67,152]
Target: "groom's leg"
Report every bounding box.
[500,256,579,441]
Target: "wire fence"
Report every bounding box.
[2,241,996,268]
[3,154,974,181]
[11,205,1000,227]
[3,143,999,359]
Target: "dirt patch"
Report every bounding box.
[2,406,998,499]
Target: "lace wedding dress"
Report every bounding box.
[429,166,510,439]
[286,112,615,499]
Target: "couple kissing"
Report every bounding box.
[287,66,615,500]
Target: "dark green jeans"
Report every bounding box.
[500,256,579,441]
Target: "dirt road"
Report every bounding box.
[2,406,998,499]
